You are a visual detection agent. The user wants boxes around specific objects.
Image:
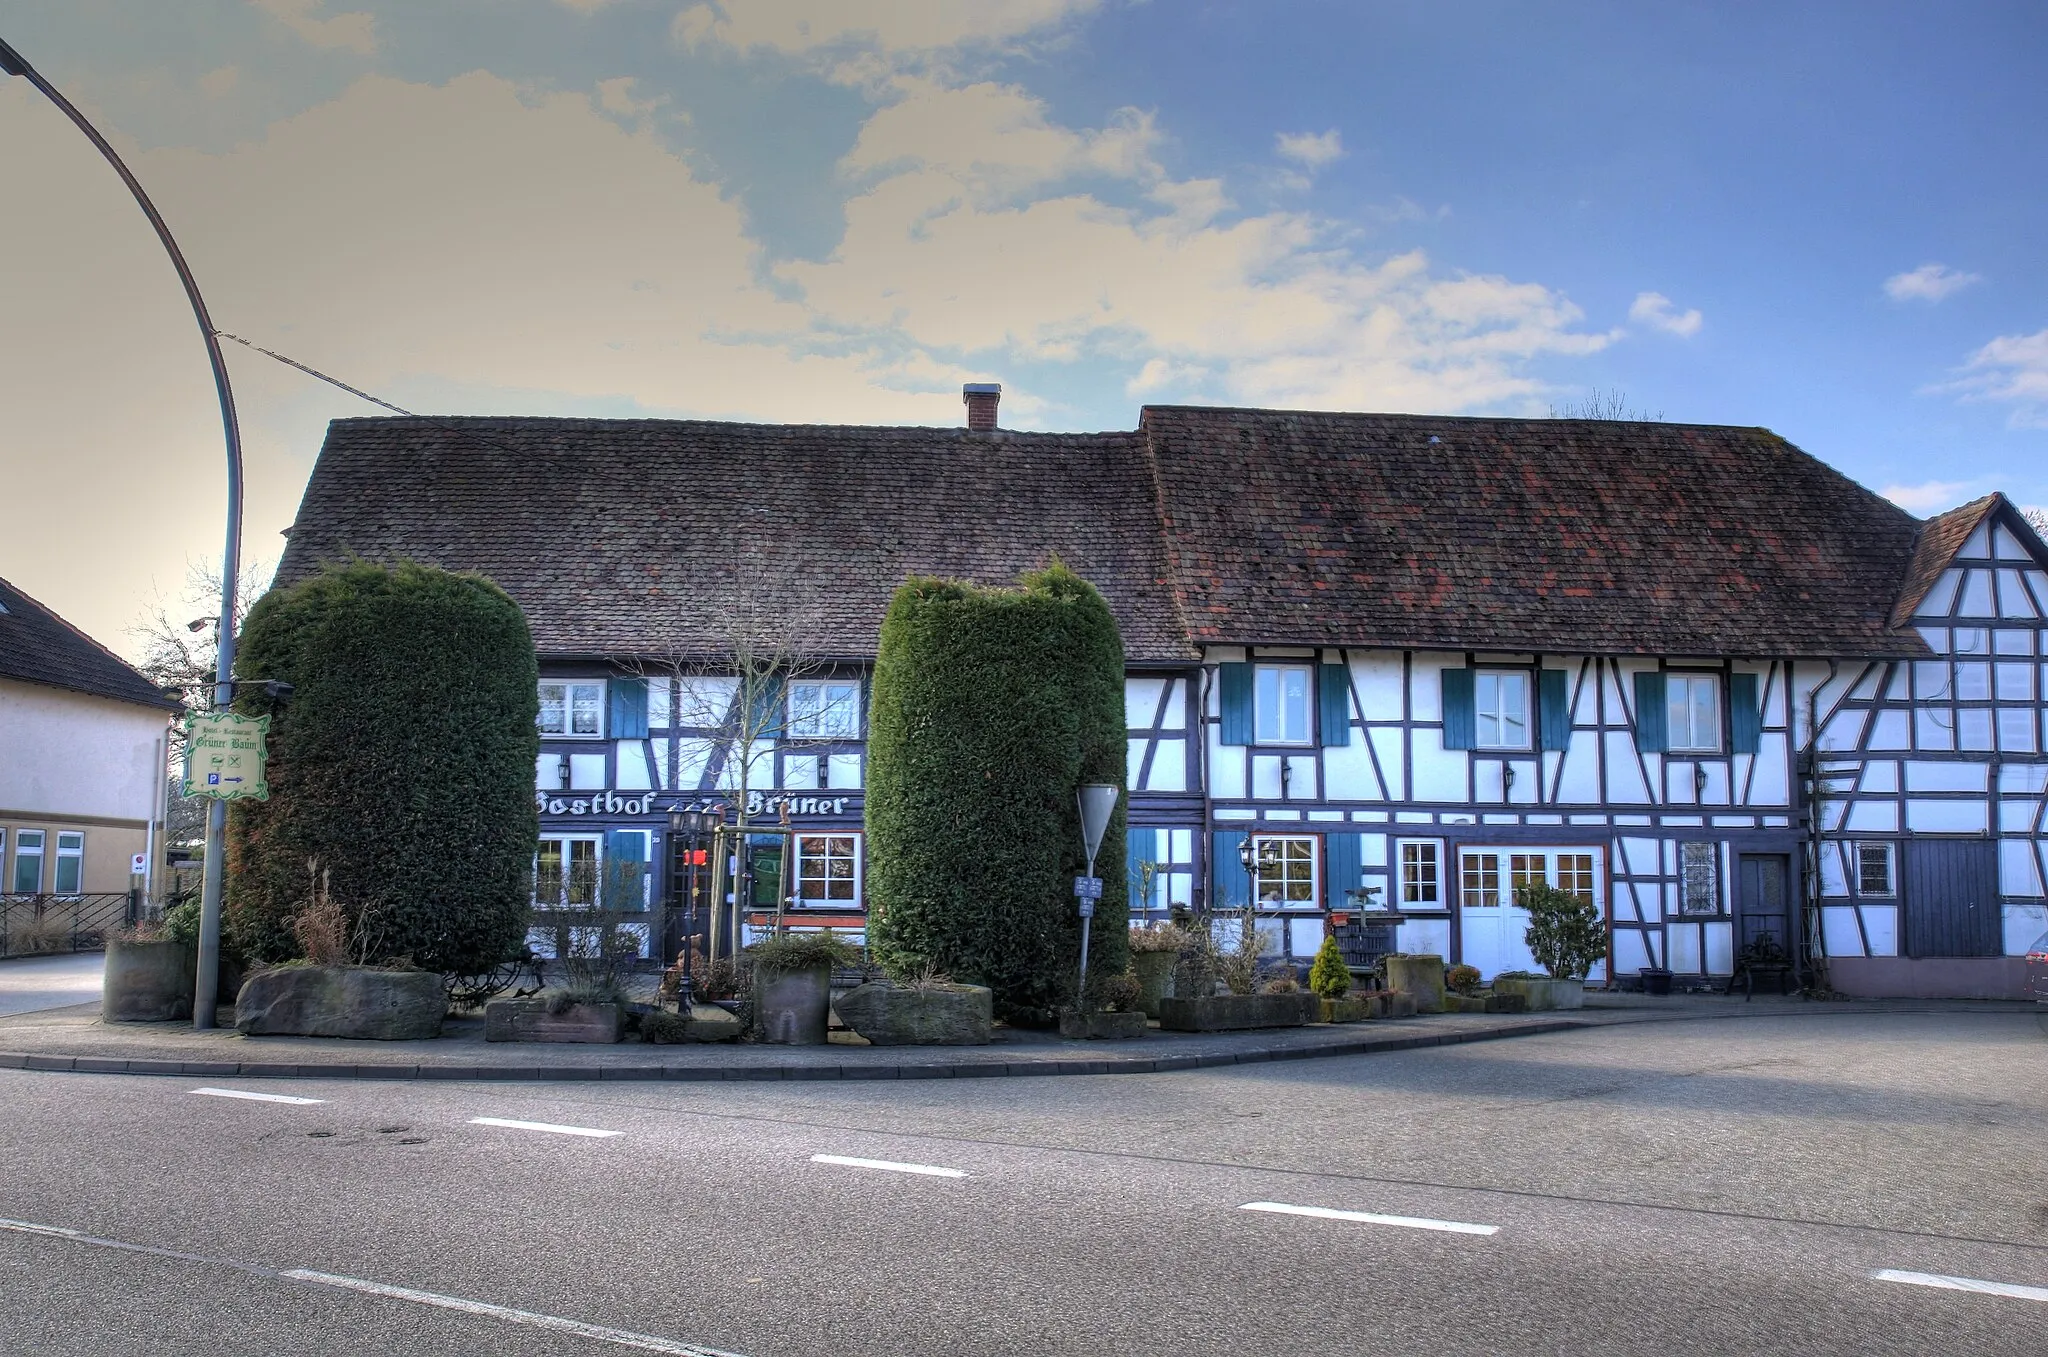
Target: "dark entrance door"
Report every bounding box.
[1736,854,1792,954]
[1903,839,2001,957]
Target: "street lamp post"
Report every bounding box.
[1,37,246,1028]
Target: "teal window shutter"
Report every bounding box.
[1441,668,1477,749]
[1317,664,1352,747]
[1324,832,1362,910]
[604,830,648,911]
[1211,830,1251,909]
[1219,663,1253,745]
[1537,669,1571,751]
[1127,828,1157,909]
[609,678,649,740]
[1729,672,1761,754]
[1633,672,1668,753]
[747,675,787,738]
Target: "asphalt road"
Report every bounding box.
[3,1010,2045,1356]
[0,953,103,1017]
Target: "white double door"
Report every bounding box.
[1456,847,1601,979]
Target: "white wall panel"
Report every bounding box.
[1666,924,1702,973]
[1124,677,1166,731]
[1322,738,1378,800]
[1868,710,1910,749]
[1905,799,1989,833]
[1612,929,1651,976]
[676,738,714,791]
[1604,732,1652,802]
[1285,755,1319,800]
[569,753,607,790]
[1350,652,1405,720]
[2007,902,2048,954]
[1705,922,1735,975]
[1862,905,1900,955]
[616,741,653,791]
[2000,839,2045,897]
[1149,739,1187,792]
[1748,737,1790,805]
[1126,738,1146,787]
[1819,841,1848,896]
[1410,654,1455,721]
[1368,727,1406,801]
[1821,906,1865,957]
[1211,745,1246,798]
[1251,754,1283,799]
[1818,708,1868,752]
[1557,731,1602,803]
[1845,801,1898,832]
[1411,740,1466,802]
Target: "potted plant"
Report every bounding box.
[1157,909,1319,1032]
[1502,880,1605,1009]
[486,881,649,1043]
[837,959,994,1045]
[1058,970,1149,1039]
[748,930,856,1045]
[103,911,197,1024]
[1309,935,1373,1022]
[1127,920,1188,1017]
[1382,953,1447,1013]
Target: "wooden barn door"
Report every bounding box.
[1902,839,2000,958]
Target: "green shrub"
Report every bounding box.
[1446,963,1481,994]
[748,930,858,975]
[1308,936,1351,998]
[224,561,539,975]
[1518,882,1608,981]
[865,562,1127,1021]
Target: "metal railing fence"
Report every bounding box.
[0,892,140,959]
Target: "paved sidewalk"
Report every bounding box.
[0,990,2031,1083]
[0,952,104,1017]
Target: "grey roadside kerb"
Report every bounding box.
[0,1018,1596,1083]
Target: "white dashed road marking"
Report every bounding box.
[284,1270,747,1354]
[810,1153,967,1178]
[191,1087,326,1105]
[1239,1201,1500,1236]
[1871,1269,2048,1303]
[468,1116,622,1138]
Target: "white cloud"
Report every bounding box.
[1629,291,1702,338]
[198,66,242,99]
[1879,480,1978,514]
[1938,326,2048,428]
[1884,262,1981,303]
[247,0,377,55]
[671,0,1099,58]
[1275,129,1343,169]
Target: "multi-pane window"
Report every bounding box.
[1856,843,1894,897]
[538,681,605,737]
[1510,853,1546,900]
[1254,665,1312,744]
[53,832,84,895]
[1399,841,1442,907]
[1474,672,1530,749]
[787,682,862,739]
[1666,674,1721,752]
[11,829,44,893]
[535,836,601,908]
[1460,851,1501,909]
[794,834,860,905]
[1679,841,1720,916]
[1555,852,1596,903]
[1131,828,1196,911]
[1251,834,1317,906]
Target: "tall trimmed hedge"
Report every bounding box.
[865,562,1127,1019]
[225,561,539,975]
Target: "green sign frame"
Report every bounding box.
[182,711,271,801]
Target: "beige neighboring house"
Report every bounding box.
[0,575,179,911]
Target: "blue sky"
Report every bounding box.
[3,1,2044,646]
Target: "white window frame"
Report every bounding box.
[786,681,863,739]
[1251,833,1318,909]
[1679,841,1721,917]
[53,831,84,896]
[792,832,862,907]
[538,680,607,739]
[1398,839,1443,908]
[1855,842,1894,898]
[1253,664,1313,746]
[1666,673,1722,753]
[1474,671,1532,751]
[12,829,45,894]
[534,834,604,909]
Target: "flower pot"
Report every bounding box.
[1057,1007,1148,1040]
[753,964,832,1044]
[235,965,445,1039]
[1639,967,1674,997]
[1157,992,1320,1032]
[485,999,623,1043]
[1384,955,1446,1013]
[835,982,993,1045]
[102,938,195,1023]
[1130,951,1177,1018]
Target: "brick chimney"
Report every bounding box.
[962,383,1001,431]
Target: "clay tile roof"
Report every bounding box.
[1888,494,2001,628]
[276,417,1195,663]
[0,575,182,710]
[1139,406,1930,658]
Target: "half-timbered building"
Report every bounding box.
[273,390,2048,998]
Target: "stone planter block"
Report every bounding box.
[102,938,195,1023]
[1057,1008,1148,1040]
[1130,951,1177,1018]
[835,982,993,1045]
[1483,991,1528,1014]
[1384,991,1418,1018]
[1319,996,1377,1023]
[1384,955,1446,1013]
[1157,991,1320,1032]
[485,999,623,1043]
[1442,993,1489,1013]
[754,964,832,1045]
[235,966,444,1039]
[1490,975,1585,1011]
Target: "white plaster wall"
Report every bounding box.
[0,679,165,822]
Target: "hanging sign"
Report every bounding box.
[182,712,270,801]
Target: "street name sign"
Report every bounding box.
[183,712,271,801]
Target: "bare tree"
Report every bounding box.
[2024,506,2048,538]
[1548,388,1664,422]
